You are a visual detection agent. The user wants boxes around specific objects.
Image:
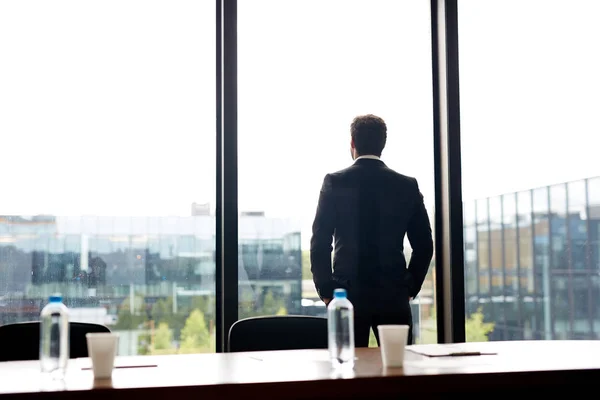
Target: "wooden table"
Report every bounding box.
[1,341,599,399]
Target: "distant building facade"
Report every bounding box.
[0,214,301,324]
[464,176,600,340]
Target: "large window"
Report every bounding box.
[0,0,216,354]
[6,0,595,351]
[460,0,600,341]
[238,0,436,344]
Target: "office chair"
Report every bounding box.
[0,321,111,362]
[228,315,328,352]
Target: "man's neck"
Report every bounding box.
[355,154,381,161]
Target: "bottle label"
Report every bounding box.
[341,309,351,319]
[50,313,61,358]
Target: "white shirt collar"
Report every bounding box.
[355,155,381,161]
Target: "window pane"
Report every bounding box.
[0,1,216,354]
[460,0,600,340]
[238,0,436,344]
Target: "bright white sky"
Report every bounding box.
[1,0,599,249]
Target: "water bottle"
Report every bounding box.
[327,288,355,368]
[40,294,69,377]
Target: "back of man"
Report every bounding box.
[310,114,433,347]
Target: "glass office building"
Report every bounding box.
[0,213,301,353]
[464,176,600,341]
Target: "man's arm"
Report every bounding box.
[310,174,336,302]
[406,178,434,299]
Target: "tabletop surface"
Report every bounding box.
[1,340,599,396]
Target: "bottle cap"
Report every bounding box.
[333,288,347,298]
[49,294,62,303]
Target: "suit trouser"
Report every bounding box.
[353,305,413,347]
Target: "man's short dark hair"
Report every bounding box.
[350,114,387,157]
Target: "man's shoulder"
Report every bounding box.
[328,165,356,178]
[324,165,418,192]
[324,165,360,186]
[384,168,418,185]
[335,164,417,182]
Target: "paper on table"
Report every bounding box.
[407,344,497,357]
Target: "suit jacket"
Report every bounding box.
[310,158,434,304]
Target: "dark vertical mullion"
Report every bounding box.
[430,0,446,344]
[444,0,466,344]
[218,0,238,353]
[431,0,465,344]
[215,0,224,353]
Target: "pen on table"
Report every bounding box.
[82,365,157,370]
[447,352,495,357]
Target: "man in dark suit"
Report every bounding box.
[310,114,433,346]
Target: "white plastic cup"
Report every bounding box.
[377,325,409,368]
[86,333,119,379]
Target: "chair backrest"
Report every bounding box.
[228,315,328,352]
[0,321,111,362]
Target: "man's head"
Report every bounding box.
[350,114,387,160]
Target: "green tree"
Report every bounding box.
[114,294,148,331]
[137,333,151,355]
[149,296,215,348]
[151,299,171,324]
[276,306,288,316]
[465,307,495,342]
[239,289,288,318]
[414,305,494,344]
[262,290,279,315]
[179,309,211,353]
[191,296,210,316]
[301,250,311,280]
[154,322,173,350]
[151,298,183,336]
